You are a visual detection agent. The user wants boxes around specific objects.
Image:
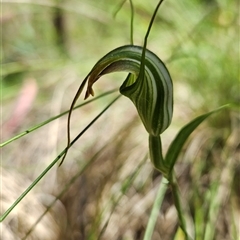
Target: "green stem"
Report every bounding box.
[129,0,134,45]
[140,0,165,77]
[143,177,169,240]
[148,135,169,177]
[170,174,193,240]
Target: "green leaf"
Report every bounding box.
[165,104,230,177]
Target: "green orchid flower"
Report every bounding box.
[63,44,173,176]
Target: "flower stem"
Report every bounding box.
[170,174,193,240]
[143,177,169,240]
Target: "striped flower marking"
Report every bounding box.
[84,45,173,136]
[61,44,173,175]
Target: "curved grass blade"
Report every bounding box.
[0,89,117,148]
[0,95,120,222]
[165,104,230,178]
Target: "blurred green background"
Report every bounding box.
[2,0,238,108]
[1,0,239,239]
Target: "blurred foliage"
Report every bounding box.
[1,0,239,239]
[2,0,238,111]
